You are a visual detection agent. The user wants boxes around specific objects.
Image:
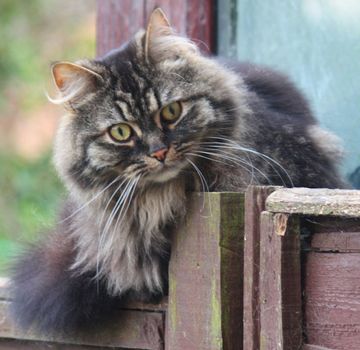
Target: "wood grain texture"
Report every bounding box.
[0,339,112,350]
[96,0,145,57]
[166,192,244,350]
[302,345,335,350]
[266,188,360,217]
[259,212,302,350]
[304,252,360,350]
[304,217,360,234]
[243,186,278,350]
[311,232,360,252]
[0,300,164,349]
[96,0,215,56]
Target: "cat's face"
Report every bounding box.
[52,10,243,195]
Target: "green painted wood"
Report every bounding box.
[166,192,244,350]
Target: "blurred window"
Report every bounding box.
[218,0,360,186]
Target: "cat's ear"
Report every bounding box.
[144,8,198,63]
[50,62,103,107]
[145,8,172,60]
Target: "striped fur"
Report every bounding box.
[11,10,346,334]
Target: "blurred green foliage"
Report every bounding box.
[0,152,64,274]
[0,0,95,274]
[0,0,42,109]
[0,0,95,111]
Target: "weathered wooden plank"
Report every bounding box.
[243,186,278,350]
[219,193,244,349]
[311,232,360,252]
[96,0,215,57]
[304,252,360,350]
[0,300,164,349]
[185,0,215,53]
[259,212,302,350]
[266,188,360,217]
[0,339,114,350]
[304,217,360,234]
[302,345,335,350]
[145,0,215,53]
[166,192,244,350]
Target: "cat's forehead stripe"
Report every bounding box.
[145,89,160,112]
[114,100,131,121]
[112,63,162,119]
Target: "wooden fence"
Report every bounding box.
[0,187,359,349]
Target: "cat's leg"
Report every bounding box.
[10,233,121,335]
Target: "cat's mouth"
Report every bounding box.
[141,145,188,183]
[145,159,187,183]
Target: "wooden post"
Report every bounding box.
[96,0,215,57]
[303,219,360,350]
[259,212,302,350]
[166,192,244,350]
[243,186,278,350]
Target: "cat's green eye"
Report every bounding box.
[160,102,182,123]
[109,123,132,142]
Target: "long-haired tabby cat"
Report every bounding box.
[11,8,346,334]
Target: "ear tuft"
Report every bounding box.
[50,62,103,107]
[145,8,173,60]
[144,8,199,63]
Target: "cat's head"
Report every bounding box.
[51,9,246,196]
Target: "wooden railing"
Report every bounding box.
[1,187,360,349]
[244,187,360,350]
[0,192,244,349]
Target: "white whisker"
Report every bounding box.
[186,158,212,215]
[197,148,271,184]
[204,136,294,186]
[96,178,135,278]
[187,151,260,185]
[97,177,128,228]
[113,175,141,237]
[59,176,121,223]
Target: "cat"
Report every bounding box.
[10,8,346,335]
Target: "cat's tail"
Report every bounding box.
[9,232,121,335]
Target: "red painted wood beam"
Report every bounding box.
[96,0,215,57]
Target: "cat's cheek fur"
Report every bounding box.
[53,114,76,183]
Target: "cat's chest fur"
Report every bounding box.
[70,178,187,294]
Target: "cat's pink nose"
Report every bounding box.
[151,147,168,162]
